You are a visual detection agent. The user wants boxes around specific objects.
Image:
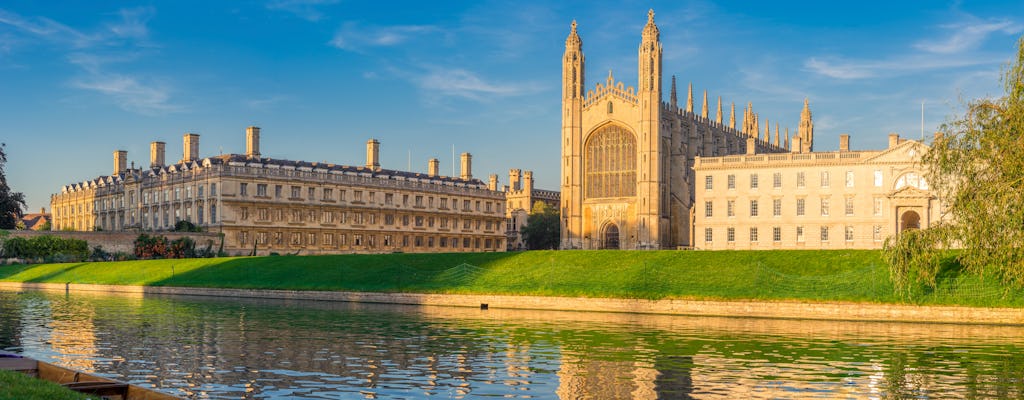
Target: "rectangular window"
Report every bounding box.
[874,170,883,187]
[773,227,781,242]
[306,187,314,200]
[796,198,806,216]
[727,227,736,242]
[821,171,830,188]
[750,174,759,189]
[416,195,424,207]
[240,207,249,221]
[255,232,267,245]
[821,197,830,216]
[750,227,759,242]
[340,190,346,201]
[846,171,855,187]
[727,174,736,189]
[291,186,301,198]
[198,185,205,197]
[750,200,759,217]
[797,172,806,188]
[845,197,855,216]
[385,193,394,205]
[796,226,805,242]
[354,235,363,246]
[324,233,333,246]
[846,226,855,241]
[705,175,713,190]
[873,197,883,216]
[873,225,882,241]
[704,201,713,217]
[323,188,333,201]
[704,228,713,242]
[256,184,267,197]
[275,185,282,198]
[727,200,735,217]
[239,183,248,196]
[773,172,782,188]
[773,199,782,217]
[385,214,395,225]
[821,226,830,241]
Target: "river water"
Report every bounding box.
[1,289,1023,399]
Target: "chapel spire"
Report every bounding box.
[798,97,814,152]
[729,102,736,129]
[686,82,693,113]
[562,20,584,100]
[670,75,677,107]
[716,96,723,123]
[701,90,709,119]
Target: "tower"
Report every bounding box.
[637,8,664,248]
[560,20,585,249]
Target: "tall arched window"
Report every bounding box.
[585,125,637,198]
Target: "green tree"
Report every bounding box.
[521,201,560,250]
[914,35,1024,286]
[0,143,27,229]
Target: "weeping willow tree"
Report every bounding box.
[913,35,1024,287]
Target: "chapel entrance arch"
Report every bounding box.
[900,210,921,232]
[603,223,620,250]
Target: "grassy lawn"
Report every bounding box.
[1,250,1021,307]
[0,370,98,400]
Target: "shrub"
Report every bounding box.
[1,235,89,262]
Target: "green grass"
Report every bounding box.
[0,370,98,400]
[1,250,1022,307]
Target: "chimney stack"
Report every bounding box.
[888,133,900,148]
[523,171,534,192]
[246,126,261,158]
[460,152,472,180]
[839,134,850,152]
[793,136,803,154]
[113,150,128,175]
[428,158,439,177]
[746,138,756,155]
[509,168,522,191]
[366,139,380,170]
[182,133,200,162]
[150,141,166,167]
[488,174,498,191]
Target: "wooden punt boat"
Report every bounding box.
[0,352,180,400]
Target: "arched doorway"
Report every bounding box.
[900,210,921,232]
[604,224,620,249]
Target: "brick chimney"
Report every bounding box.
[460,152,472,180]
[839,134,850,152]
[150,141,166,167]
[113,150,127,175]
[183,133,199,162]
[246,126,260,158]
[366,139,380,170]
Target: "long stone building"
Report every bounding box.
[560,10,799,250]
[694,134,940,250]
[50,128,507,255]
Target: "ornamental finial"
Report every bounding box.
[648,9,654,23]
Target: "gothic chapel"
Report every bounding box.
[560,10,810,249]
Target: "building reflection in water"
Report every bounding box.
[2,290,1024,399]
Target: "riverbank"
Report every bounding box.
[2,249,1019,307]
[3,281,1024,325]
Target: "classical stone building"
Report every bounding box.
[694,134,940,250]
[51,128,507,255]
[493,169,559,250]
[560,10,800,250]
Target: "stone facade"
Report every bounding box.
[560,10,797,250]
[493,169,560,250]
[51,128,507,255]
[694,134,941,250]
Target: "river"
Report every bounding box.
[1,289,1023,399]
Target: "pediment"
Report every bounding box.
[889,185,933,199]
[864,140,929,164]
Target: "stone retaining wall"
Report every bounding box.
[1,282,1021,325]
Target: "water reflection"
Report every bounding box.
[1,289,1023,399]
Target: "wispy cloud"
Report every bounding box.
[266,0,339,22]
[805,14,1021,80]
[0,7,180,115]
[245,95,292,110]
[914,18,1022,54]
[804,53,1005,80]
[71,74,182,115]
[329,23,441,51]
[418,67,540,100]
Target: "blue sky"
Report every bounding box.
[2,1,1022,212]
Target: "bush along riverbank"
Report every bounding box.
[1,250,1021,308]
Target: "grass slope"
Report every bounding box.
[0,370,98,400]
[1,250,1021,307]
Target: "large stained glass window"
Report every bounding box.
[585,125,636,198]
